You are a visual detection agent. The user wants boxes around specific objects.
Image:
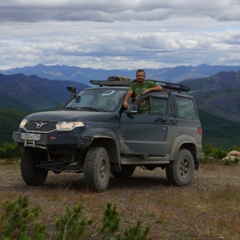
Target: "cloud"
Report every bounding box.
[0,0,239,70]
[1,0,239,22]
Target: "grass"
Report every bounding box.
[0,160,240,239]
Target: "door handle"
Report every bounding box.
[169,119,176,124]
[154,118,167,123]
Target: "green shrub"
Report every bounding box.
[55,204,93,240]
[0,148,6,158]
[0,195,46,240]
[100,202,120,238]
[118,221,151,240]
[0,196,152,240]
[203,144,240,164]
[203,144,227,161]
[0,142,22,159]
[230,145,240,152]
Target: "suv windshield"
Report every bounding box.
[64,88,127,112]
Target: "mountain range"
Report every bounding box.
[0,73,88,111]
[1,63,239,84]
[182,71,240,123]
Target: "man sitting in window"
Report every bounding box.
[123,69,162,113]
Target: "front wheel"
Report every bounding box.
[166,149,194,186]
[21,149,48,186]
[83,147,110,192]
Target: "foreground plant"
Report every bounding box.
[0,196,152,240]
[55,204,93,240]
[0,142,22,159]
[0,195,46,240]
[100,202,120,238]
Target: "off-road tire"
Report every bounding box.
[21,149,48,186]
[166,149,194,186]
[83,147,110,192]
[111,165,135,178]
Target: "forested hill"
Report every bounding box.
[182,71,240,123]
[0,73,89,111]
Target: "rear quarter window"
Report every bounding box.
[175,96,197,120]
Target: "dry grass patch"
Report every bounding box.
[0,161,240,239]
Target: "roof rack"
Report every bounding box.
[148,80,190,92]
[90,75,131,87]
[90,80,131,87]
[107,76,131,82]
[90,79,190,92]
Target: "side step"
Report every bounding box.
[120,155,170,165]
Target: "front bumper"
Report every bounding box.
[13,131,93,149]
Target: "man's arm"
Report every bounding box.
[143,85,162,94]
[123,90,133,108]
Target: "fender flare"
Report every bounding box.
[83,128,120,163]
[169,135,197,160]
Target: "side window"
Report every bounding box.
[175,96,197,120]
[151,97,168,115]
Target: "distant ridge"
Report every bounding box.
[1,64,239,84]
[0,73,88,111]
[181,71,240,123]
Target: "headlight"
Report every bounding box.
[56,121,84,131]
[19,119,28,128]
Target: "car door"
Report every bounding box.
[119,95,171,156]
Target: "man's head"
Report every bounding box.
[136,69,145,84]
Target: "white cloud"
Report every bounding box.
[0,0,239,70]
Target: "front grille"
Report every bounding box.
[24,120,58,133]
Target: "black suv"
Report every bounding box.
[13,78,204,192]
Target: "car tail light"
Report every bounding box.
[197,127,203,135]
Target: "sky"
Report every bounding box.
[0,0,239,70]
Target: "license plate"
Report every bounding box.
[21,133,41,141]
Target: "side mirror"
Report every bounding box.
[67,86,76,98]
[127,104,138,114]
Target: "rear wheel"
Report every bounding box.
[83,147,110,192]
[166,149,194,186]
[21,149,48,186]
[111,165,135,178]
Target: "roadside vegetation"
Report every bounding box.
[0,196,151,240]
[1,142,239,164]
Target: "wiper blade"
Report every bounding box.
[63,107,84,111]
[64,107,79,111]
[80,107,106,112]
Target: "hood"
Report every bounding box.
[25,110,118,122]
